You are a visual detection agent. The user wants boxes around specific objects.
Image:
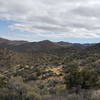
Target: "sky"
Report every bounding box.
[0,0,100,43]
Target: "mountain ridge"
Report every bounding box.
[0,37,98,53]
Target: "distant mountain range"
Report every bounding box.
[0,37,95,53]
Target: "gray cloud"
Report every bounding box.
[73,6,100,17]
[0,0,100,38]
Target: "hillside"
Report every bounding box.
[0,38,90,53]
[0,37,100,100]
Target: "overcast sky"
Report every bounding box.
[0,0,100,43]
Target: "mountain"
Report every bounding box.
[0,37,10,43]
[0,37,28,45]
[0,37,100,100]
[0,37,99,67]
[0,37,90,53]
[86,43,100,53]
[57,41,73,47]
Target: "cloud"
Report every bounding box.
[0,0,100,39]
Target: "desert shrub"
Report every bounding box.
[64,64,99,90]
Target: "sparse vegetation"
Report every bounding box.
[0,39,100,100]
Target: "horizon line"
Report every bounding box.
[0,36,99,44]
